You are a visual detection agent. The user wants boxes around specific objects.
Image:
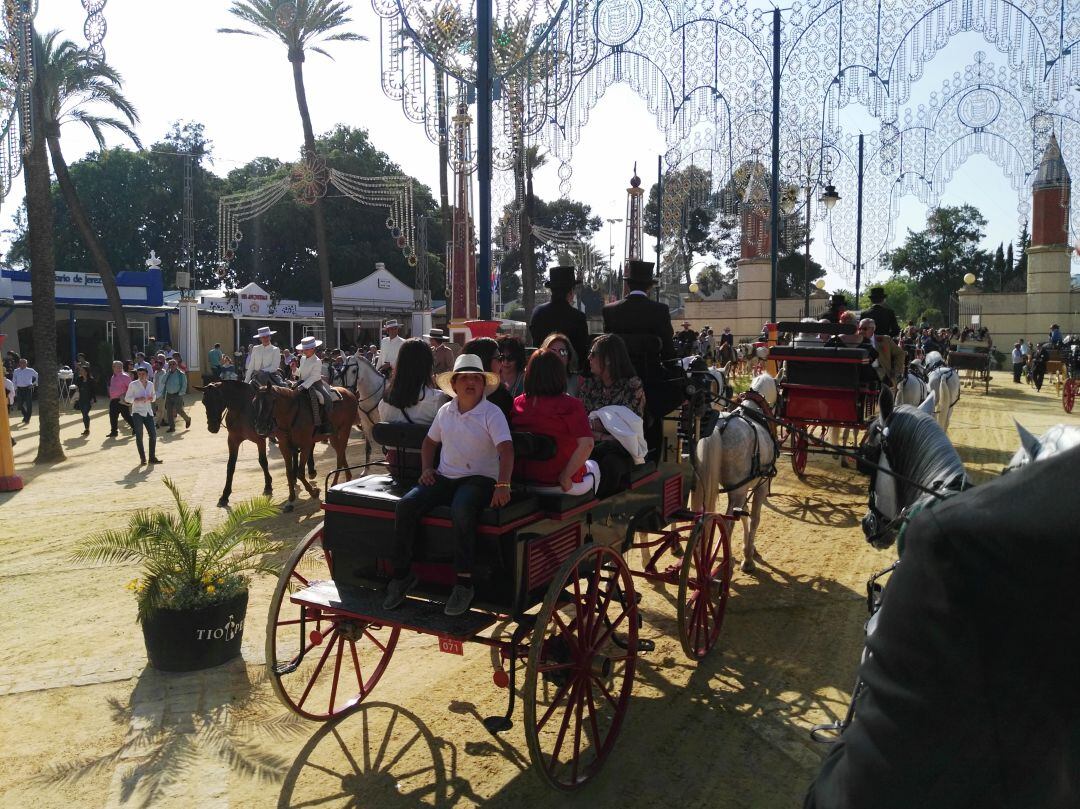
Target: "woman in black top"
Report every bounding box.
[74,364,96,435]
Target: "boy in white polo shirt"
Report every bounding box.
[384,354,514,616]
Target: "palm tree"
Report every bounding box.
[516,144,546,318]
[221,0,365,348]
[37,30,142,364]
[21,27,65,462]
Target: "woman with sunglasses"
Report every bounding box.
[539,332,581,395]
[579,334,646,497]
[497,335,527,398]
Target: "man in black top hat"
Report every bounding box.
[529,265,590,364]
[602,260,681,459]
[863,286,901,339]
[823,292,847,324]
[602,260,676,363]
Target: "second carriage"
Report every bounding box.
[768,322,880,476]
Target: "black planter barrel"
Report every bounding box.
[142,590,249,672]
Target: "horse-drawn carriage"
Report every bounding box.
[946,343,992,393]
[768,322,880,476]
[265,419,733,789]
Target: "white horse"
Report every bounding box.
[923,351,961,434]
[894,363,929,407]
[1007,422,1080,469]
[354,359,386,466]
[691,372,779,573]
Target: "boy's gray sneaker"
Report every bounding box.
[444,584,474,617]
[383,573,418,610]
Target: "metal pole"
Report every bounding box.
[769,7,781,323]
[476,0,493,319]
[803,184,812,317]
[855,132,864,307]
[656,154,662,301]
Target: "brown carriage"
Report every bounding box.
[769,322,880,476]
[266,420,733,790]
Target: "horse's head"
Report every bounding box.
[251,384,276,437]
[199,382,225,433]
[1005,422,1080,472]
[858,387,944,549]
[749,371,778,407]
[924,351,945,372]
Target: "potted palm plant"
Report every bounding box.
[72,478,281,672]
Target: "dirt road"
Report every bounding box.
[0,377,1070,807]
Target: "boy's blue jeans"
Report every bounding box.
[392,474,495,576]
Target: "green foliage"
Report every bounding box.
[776,251,825,298]
[1010,221,1030,292]
[884,205,992,314]
[497,195,601,302]
[220,0,365,59]
[6,123,444,298]
[71,478,281,621]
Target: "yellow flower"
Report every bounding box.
[206,585,216,594]
[125,579,140,592]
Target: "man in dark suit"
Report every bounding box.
[862,286,901,339]
[529,265,590,364]
[601,260,676,366]
[805,444,1080,809]
[602,260,681,458]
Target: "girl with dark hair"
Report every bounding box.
[75,364,96,436]
[379,338,448,424]
[512,349,596,494]
[464,337,513,418]
[497,335,527,397]
[578,334,646,497]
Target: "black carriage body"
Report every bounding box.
[770,344,878,425]
[321,463,688,617]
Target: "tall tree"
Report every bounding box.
[22,27,64,462]
[1013,221,1030,290]
[992,242,1006,291]
[885,205,992,315]
[517,145,546,319]
[37,29,141,362]
[644,165,719,285]
[221,0,365,348]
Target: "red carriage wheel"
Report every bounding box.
[266,524,400,720]
[524,544,638,790]
[1064,378,1076,414]
[677,515,732,660]
[791,431,808,477]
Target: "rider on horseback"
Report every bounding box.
[294,336,336,430]
[246,326,285,387]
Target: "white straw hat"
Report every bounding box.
[435,353,501,397]
[253,326,276,339]
[295,335,323,352]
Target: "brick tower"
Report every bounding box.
[1027,133,1071,303]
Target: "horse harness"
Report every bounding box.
[699,390,781,494]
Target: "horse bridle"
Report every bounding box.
[356,375,385,423]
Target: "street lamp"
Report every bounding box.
[820,134,867,304]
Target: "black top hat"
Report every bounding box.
[829,293,847,307]
[544,265,578,289]
[868,286,886,302]
[623,260,655,284]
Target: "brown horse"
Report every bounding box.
[252,383,360,511]
[198,380,275,508]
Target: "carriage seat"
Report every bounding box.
[371,421,556,460]
[325,474,540,527]
[771,345,872,389]
[769,345,869,361]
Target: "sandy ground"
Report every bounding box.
[0,375,1072,808]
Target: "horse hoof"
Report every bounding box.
[741,558,757,574]
[283,502,294,513]
[263,489,273,497]
[311,489,321,499]
[217,498,228,508]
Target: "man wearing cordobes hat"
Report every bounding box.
[602,260,681,458]
[863,286,901,340]
[529,265,590,365]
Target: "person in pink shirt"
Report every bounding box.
[107,360,134,437]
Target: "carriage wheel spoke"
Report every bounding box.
[536,677,574,732]
[349,639,366,695]
[297,628,338,710]
[590,673,618,710]
[592,608,627,651]
[363,628,387,653]
[551,610,580,656]
[547,678,580,776]
[571,680,585,784]
[327,635,344,715]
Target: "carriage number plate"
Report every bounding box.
[437,636,463,655]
